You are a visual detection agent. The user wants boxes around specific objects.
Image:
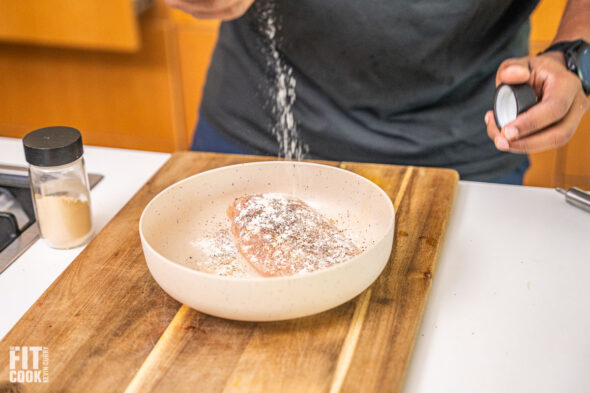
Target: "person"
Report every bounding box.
[166,0,590,184]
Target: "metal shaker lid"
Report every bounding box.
[493,84,538,129]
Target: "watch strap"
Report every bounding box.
[541,40,583,56]
[540,40,590,96]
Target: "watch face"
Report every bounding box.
[580,45,590,83]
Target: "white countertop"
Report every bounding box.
[1,136,589,392]
[405,181,590,393]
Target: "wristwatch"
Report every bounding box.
[541,39,590,95]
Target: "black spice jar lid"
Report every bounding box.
[493,84,538,129]
[23,126,84,167]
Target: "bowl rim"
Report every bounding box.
[139,160,395,283]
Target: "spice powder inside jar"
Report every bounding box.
[34,194,92,249]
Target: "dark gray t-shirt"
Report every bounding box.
[201,0,540,180]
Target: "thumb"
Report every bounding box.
[495,57,531,87]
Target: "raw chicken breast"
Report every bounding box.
[227,193,359,277]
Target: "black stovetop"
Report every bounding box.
[0,185,35,252]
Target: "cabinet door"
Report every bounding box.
[0,1,140,51]
[0,15,188,152]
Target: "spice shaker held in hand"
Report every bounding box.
[23,126,93,249]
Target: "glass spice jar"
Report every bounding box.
[23,126,93,249]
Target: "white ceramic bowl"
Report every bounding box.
[139,161,395,321]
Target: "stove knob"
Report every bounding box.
[0,212,19,252]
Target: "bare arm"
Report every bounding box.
[553,0,590,42]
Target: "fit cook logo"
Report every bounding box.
[9,346,49,383]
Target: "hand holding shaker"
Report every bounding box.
[23,126,93,249]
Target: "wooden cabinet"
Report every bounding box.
[0,0,140,51]
[0,2,190,152]
[0,1,220,153]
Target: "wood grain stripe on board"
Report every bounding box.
[392,167,415,211]
[124,305,193,393]
[328,289,372,393]
[328,166,415,393]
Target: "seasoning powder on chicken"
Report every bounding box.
[227,193,360,277]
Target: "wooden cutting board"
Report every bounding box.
[0,152,458,393]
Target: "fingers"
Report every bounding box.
[165,0,254,20]
[502,77,579,141]
[216,0,255,20]
[191,0,254,20]
[485,110,510,151]
[496,57,531,87]
[485,110,498,139]
[495,92,589,153]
